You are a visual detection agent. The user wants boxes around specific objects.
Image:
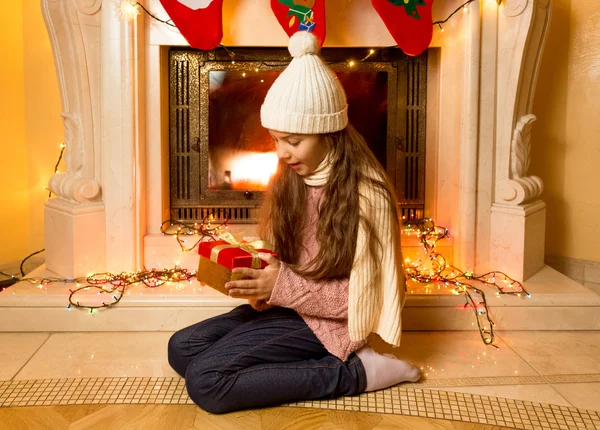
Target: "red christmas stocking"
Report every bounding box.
[160,0,223,50]
[271,0,326,48]
[371,0,434,56]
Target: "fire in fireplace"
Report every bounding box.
[209,151,278,191]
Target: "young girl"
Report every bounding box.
[168,31,420,414]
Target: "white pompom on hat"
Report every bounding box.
[260,31,348,134]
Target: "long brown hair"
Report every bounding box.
[260,124,403,282]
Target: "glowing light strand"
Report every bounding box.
[160,215,230,253]
[403,218,530,348]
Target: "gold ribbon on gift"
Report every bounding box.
[209,231,275,269]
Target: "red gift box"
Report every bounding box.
[198,240,276,270]
[197,239,278,295]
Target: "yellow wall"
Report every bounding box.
[530,0,600,263]
[0,0,30,264]
[22,4,64,255]
[0,4,62,265]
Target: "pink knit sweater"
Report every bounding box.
[250,186,368,361]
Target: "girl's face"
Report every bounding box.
[268,129,328,176]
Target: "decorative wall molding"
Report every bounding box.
[489,0,551,280]
[46,112,101,203]
[48,173,100,203]
[504,0,549,17]
[75,0,102,15]
[503,0,530,17]
[498,114,544,204]
[495,0,551,206]
[42,0,102,204]
[42,0,106,276]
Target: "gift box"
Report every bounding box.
[197,239,277,295]
[299,20,315,31]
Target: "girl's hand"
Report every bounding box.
[225,253,281,300]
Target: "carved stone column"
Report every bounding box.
[42,0,106,277]
[489,0,551,281]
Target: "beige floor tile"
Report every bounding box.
[552,382,600,411]
[497,331,600,375]
[13,332,178,380]
[426,384,571,406]
[371,332,540,380]
[0,333,50,380]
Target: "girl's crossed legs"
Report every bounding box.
[168,304,366,414]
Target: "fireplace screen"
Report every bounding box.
[169,48,426,223]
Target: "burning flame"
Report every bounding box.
[226,152,278,190]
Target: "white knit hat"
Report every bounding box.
[260,31,348,134]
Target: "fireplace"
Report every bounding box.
[169,48,427,223]
[41,0,551,282]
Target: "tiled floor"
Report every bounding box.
[1,331,600,429]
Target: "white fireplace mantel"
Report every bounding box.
[42,0,550,282]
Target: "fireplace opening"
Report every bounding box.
[169,48,427,224]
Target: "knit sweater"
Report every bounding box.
[250,186,367,361]
[300,155,405,346]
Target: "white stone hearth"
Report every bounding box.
[2,265,598,332]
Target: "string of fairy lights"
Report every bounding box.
[402,218,530,348]
[5,176,530,348]
[44,143,66,198]
[160,217,230,253]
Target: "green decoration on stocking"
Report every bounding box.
[388,0,426,20]
[372,0,434,56]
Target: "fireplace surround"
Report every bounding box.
[41,0,550,282]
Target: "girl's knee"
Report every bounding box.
[168,331,183,357]
[167,331,189,376]
[185,367,233,414]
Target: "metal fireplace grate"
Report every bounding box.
[169,48,427,224]
[397,56,427,221]
[173,207,258,224]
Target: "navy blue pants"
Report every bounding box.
[168,304,367,414]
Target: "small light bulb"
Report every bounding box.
[118,0,140,21]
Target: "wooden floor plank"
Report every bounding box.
[194,408,262,430]
[0,406,70,430]
[0,404,520,430]
[68,405,196,430]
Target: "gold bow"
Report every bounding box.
[210,231,275,269]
